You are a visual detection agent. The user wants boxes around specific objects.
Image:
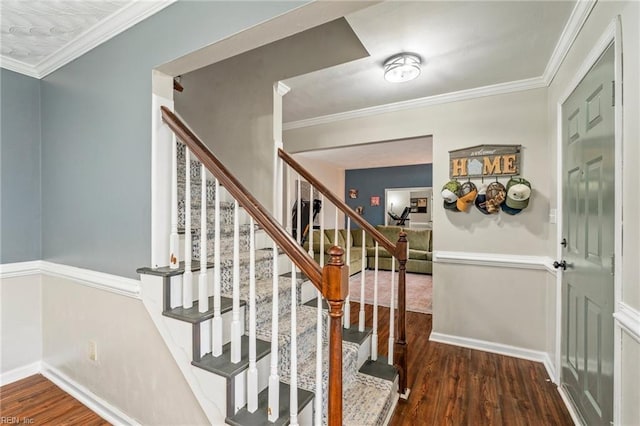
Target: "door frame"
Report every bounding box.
[554,16,623,425]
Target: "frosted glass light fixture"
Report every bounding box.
[383,53,421,83]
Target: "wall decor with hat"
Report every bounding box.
[442,144,531,215]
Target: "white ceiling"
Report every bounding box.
[0,0,174,78]
[283,0,576,124]
[294,136,433,170]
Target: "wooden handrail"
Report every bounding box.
[160,106,323,288]
[278,149,397,256]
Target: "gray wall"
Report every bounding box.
[39,1,306,278]
[1,69,42,263]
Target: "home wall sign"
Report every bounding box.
[449,144,521,179]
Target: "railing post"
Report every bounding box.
[322,246,348,426]
[394,231,408,396]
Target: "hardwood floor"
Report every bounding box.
[349,302,574,426]
[1,306,572,426]
[0,374,109,425]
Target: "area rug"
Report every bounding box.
[348,270,432,314]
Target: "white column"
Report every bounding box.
[231,200,242,363]
[268,240,280,422]
[289,262,298,425]
[212,179,222,356]
[344,217,351,329]
[371,242,379,361]
[183,148,193,308]
[247,217,258,412]
[388,256,396,365]
[169,135,179,269]
[296,177,301,245]
[199,164,209,312]
[358,230,366,332]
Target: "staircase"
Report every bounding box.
[138,107,408,425]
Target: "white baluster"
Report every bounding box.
[388,256,396,365]
[334,208,339,244]
[286,167,292,235]
[290,262,298,425]
[372,242,379,361]
[358,230,366,332]
[247,217,258,412]
[183,148,193,308]
[308,185,314,257]
[212,179,222,356]
[320,194,325,266]
[296,177,301,244]
[169,135,179,269]
[268,240,280,422]
[344,217,351,329]
[231,200,241,363]
[315,288,322,426]
[199,164,209,312]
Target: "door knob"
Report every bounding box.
[560,238,567,247]
[553,260,567,270]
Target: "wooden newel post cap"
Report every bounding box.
[322,246,348,301]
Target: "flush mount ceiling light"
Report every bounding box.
[383,53,421,83]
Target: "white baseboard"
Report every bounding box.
[557,384,585,426]
[0,362,41,386]
[41,363,140,426]
[429,332,556,381]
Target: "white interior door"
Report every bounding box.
[560,43,615,426]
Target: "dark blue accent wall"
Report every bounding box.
[345,164,432,226]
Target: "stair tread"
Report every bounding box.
[359,357,399,382]
[163,295,243,324]
[192,336,270,379]
[225,382,314,426]
[342,372,396,426]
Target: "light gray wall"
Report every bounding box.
[40,1,307,278]
[41,276,208,425]
[1,69,41,263]
[174,18,367,210]
[1,275,42,374]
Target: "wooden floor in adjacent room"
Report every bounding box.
[0,374,109,425]
[349,302,574,426]
[1,304,572,426]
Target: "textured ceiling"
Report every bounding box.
[1,1,128,66]
[283,1,576,123]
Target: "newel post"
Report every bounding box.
[394,231,409,396]
[322,246,348,426]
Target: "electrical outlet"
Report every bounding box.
[88,340,98,361]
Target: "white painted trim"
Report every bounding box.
[41,362,140,426]
[433,251,556,274]
[0,261,141,299]
[429,332,555,380]
[0,362,41,387]
[614,303,640,344]
[542,0,597,85]
[557,385,586,426]
[276,81,291,97]
[283,76,546,130]
[0,1,176,79]
[0,56,40,79]
[0,260,43,279]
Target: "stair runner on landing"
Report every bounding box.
[167,143,399,424]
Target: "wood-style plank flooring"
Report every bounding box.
[1,305,572,426]
[348,302,573,426]
[0,374,109,425]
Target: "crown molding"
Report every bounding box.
[283,0,593,131]
[0,1,176,79]
[276,81,292,96]
[542,0,597,85]
[0,56,40,79]
[283,76,547,130]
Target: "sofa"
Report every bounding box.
[302,225,432,275]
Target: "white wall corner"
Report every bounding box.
[41,363,141,426]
